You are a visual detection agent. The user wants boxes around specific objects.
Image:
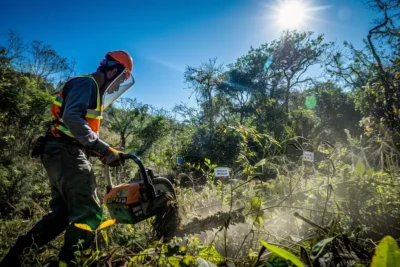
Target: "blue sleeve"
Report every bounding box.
[62,77,99,147]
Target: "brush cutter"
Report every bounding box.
[103,153,180,240]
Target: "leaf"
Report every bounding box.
[167,256,182,267]
[355,161,365,176]
[328,217,338,237]
[148,240,160,248]
[310,237,335,260]
[366,168,374,178]
[265,134,281,147]
[178,246,187,255]
[101,230,109,246]
[259,239,304,267]
[98,218,116,231]
[181,255,195,266]
[251,197,262,210]
[248,248,258,260]
[83,250,100,267]
[199,245,225,264]
[371,236,400,267]
[74,223,93,233]
[255,159,267,168]
[255,216,264,228]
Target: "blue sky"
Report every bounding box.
[0,0,378,110]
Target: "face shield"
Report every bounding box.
[103,69,135,109]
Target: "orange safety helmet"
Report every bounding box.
[100,50,133,79]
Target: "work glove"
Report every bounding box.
[91,139,124,167]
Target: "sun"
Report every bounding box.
[276,0,308,29]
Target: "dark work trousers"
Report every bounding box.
[0,138,102,266]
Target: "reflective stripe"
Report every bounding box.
[86,109,102,119]
[51,124,74,137]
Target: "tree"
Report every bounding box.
[216,68,252,125]
[272,31,332,114]
[184,58,224,143]
[0,31,25,78]
[104,97,148,150]
[223,30,332,137]
[327,0,400,134]
[173,102,204,126]
[307,81,362,140]
[25,40,75,92]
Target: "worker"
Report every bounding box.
[0,50,134,267]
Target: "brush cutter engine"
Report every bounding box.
[103,154,180,239]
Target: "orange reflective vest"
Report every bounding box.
[50,75,104,139]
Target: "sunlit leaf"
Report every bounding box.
[181,255,195,266]
[199,245,225,264]
[251,197,262,210]
[355,161,365,176]
[371,236,400,267]
[74,223,93,233]
[167,256,182,267]
[98,218,116,231]
[259,239,304,267]
[179,246,187,255]
[255,216,264,229]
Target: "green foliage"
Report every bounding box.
[356,161,366,177]
[371,236,400,267]
[178,123,241,167]
[2,6,400,266]
[0,158,48,216]
[259,239,304,267]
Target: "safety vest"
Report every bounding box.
[50,75,104,139]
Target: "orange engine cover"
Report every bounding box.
[103,183,140,205]
[103,183,147,224]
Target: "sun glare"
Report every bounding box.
[276,0,308,29]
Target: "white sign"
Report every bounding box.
[303,151,314,162]
[214,167,230,177]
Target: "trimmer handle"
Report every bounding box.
[122,154,149,183]
[105,154,145,188]
[122,153,157,200]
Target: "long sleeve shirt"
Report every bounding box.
[61,76,100,147]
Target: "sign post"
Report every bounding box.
[176,156,183,165]
[303,151,314,162]
[214,167,230,181]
